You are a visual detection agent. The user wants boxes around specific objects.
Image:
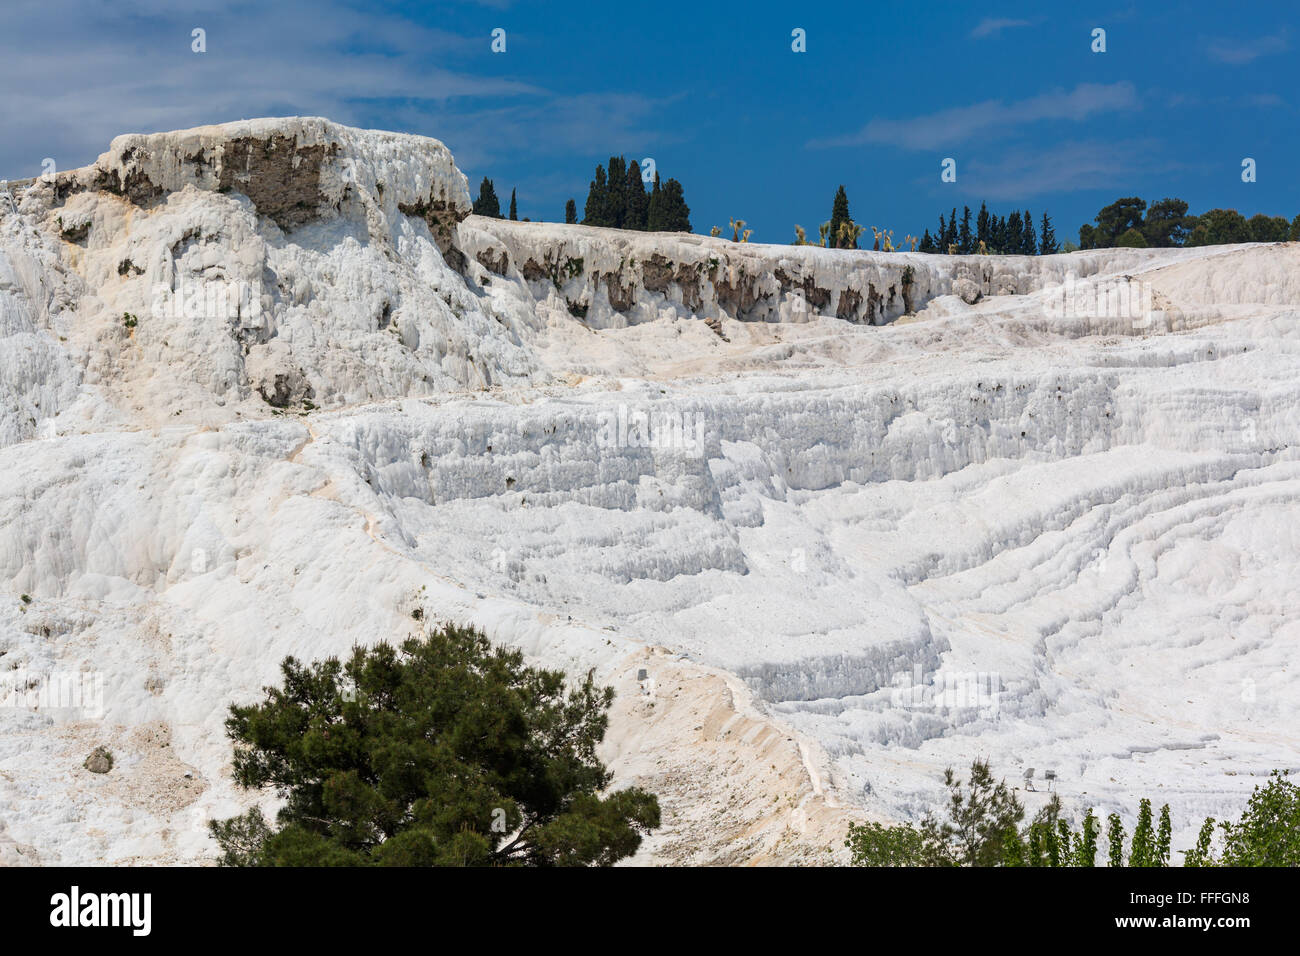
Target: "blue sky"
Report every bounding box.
[1,0,1295,244]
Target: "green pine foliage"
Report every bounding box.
[208,622,660,866]
[656,178,691,232]
[829,185,853,248]
[1020,209,1036,255]
[1116,226,1148,248]
[509,188,518,221]
[958,206,973,254]
[581,159,689,232]
[909,192,1286,255]
[472,177,501,218]
[624,161,648,231]
[565,199,577,224]
[1038,211,1059,255]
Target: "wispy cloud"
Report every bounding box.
[1206,31,1290,64]
[0,0,676,183]
[970,18,1031,39]
[960,138,1175,200]
[808,83,1140,151]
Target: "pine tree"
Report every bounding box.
[565,199,577,224]
[1007,211,1025,255]
[946,207,958,251]
[473,177,501,218]
[1021,209,1037,255]
[829,186,852,248]
[1039,211,1059,255]
[959,206,973,254]
[207,622,660,866]
[582,165,608,226]
[919,228,935,253]
[937,214,947,252]
[625,160,648,230]
[976,202,991,248]
[509,188,518,221]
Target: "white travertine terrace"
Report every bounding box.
[1,118,1298,864]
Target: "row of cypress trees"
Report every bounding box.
[471,178,520,220]
[470,160,692,233]
[578,157,691,232]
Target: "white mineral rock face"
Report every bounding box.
[1,118,1298,865]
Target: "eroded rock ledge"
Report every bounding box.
[459,217,1182,332]
[12,116,472,240]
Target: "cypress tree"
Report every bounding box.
[1130,799,1155,867]
[945,207,958,250]
[473,177,501,218]
[565,199,577,224]
[1107,813,1125,867]
[509,188,518,221]
[582,165,608,226]
[1021,209,1037,255]
[976,202,990,248]
[625,160,648,230]
[829,186,852,248]
[937,214,948,251]
[1156,805,1172,867]
[646,173,663,231]
[1039,211,1059,254]
[1073,809,1099,867]
[606,156,628,228]
[658,178,691,232]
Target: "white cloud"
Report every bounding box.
[970,18,1031,39]
[808,83,1140,151]
[960,138,1174,199]
[1206,32,1290,64]
[0,0,653,180]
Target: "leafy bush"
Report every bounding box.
[846,760,1023,866]
[1185,771,1300,867]
[848,764,1298,867]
